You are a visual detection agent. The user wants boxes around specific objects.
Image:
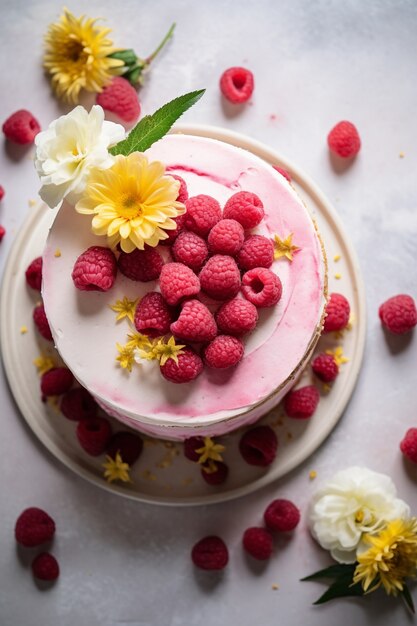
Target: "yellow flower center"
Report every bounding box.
[119,192,143,219]
[355,509,364,523]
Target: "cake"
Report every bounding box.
[41,132,327,441]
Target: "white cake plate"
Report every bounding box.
[0,124,365,506]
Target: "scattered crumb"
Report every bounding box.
[156,449,176,469]
[47,396,61,413]
[322,383,331,394]
[399,151,405,158]
[334,273,341,280]
[163,441,175,449]
[28,199,37,207]
[20,325,28,334]
[54,248,61,258]
[286,432,293,441]
[333,254,341,262]
[142,469,157,481]
[309,470,317,480]
[271,583,279,590]
[143,438,159,448]
[181,477,194,486]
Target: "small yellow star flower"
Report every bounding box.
[103,452,132,483]
[135,335,185,366]
[326,346,349,367]
[125,332,152,351]
[273,233,300,262]
[33,354,55,376]
[116,342,135,372]
[110,296,138,323]
[195,437,225,465]
[201,459,219,474]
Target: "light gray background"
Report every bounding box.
[1,1,416,624]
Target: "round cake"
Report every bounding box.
[42,132,327,440]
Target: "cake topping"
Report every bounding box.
[136,335,186,367]
[207,218,245,256]
[241,267,282,307]
[203,335,244,369]
[216,297,258,336]
[223,191,264,229]
[116,342,136,372]
[159,347,203,383]
[170,299,217,343]
[199,255,241,300]
[110,296,138,323]
[118,247,164,282]
[184,194,222,236]
[134,291,174,337]
[159,262,201,306]
[237,234,274,270]
[72,245,118,292]
[171,231,209,271]
[103,451,132,483]
[273,232,300,261]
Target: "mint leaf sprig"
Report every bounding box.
[109,89,205,156]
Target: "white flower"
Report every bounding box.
[34,105,125,208]
[308,467,410,564]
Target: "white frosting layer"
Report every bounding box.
[42,134,326,438]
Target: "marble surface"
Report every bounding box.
[1,1,416,624]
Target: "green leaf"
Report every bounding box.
[109,89,205,157]
[313,574,364,605]
[108,49,138,66]
[401,585,415,614]
[301,563,356,582]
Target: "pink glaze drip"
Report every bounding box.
[166,164,240,189]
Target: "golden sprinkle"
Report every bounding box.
[271,584,279,590]
[181,477,194,486]
[195,437,225,465]
[399,151,405,158]
[110,296,138,324]
[333,254,341,262]
[322,383,331,393]
[33,354,55,376]
[54,248,61,258]
[334,273,341,280]
[273,233,300,262]
[142,469,157,481]
[286,432,293,441]
[103,452,132,483]
[28,199,37,207]
[20,326,28,334]
[309,470,317,480]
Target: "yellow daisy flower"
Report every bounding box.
[75,154,185,252]
[43,8,124,103]
[353,518,417,596]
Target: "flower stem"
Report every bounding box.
[146,22,176,64]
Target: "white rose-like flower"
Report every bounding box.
[308,467,410,564]
[34,105,125,208]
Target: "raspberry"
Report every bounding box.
[72,246,117,292]
[207,219,245,256]
[199,255,241,300]
[60,387,98,421]
[118,247,163,282]
[76,417,112,456]
[311,353,339,382]
[328,121,361,158]
[170,174,189,203]
[323,293,350,333]
[159,262,200,306]
[223,191,264,230]
[159,213,186,245]
[106,431,143,465]
[172,231,209,271]
[0,225,5,242]
[33,303,53,341]
[242,527,273,560]
[237,235,274,270]
[41,368,74,397]
[216,297,258,336]
[400,428,417,464]
[15,508,55,547]
[170,299,217,343]
[264,499,300,532]
[25,256,43,290]
[239,426,278,466]
[379,294,417,335]
[191,536,229,570]
[201,462,229,485]
[284,385,320,419]
[2,109,41,144]
[184,436,204,462]
[203,335,244,369]
[134,292,174,337]
[272,165,292,182]
[160,347,203,384]
[241,267,282,307]
[0,185,5,200]
[220,67,254,104]
[184,195,221,237]
[96,77,141,124]
[32,552,60,581]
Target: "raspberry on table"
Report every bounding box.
[311,353,339,382]
[170,299,217,343]
[327,121,361,158]
[106,431,143,465]
[170,174,189,203]
[216,297,258,336]
[33,303,53,341]
[96,76,141,124]
[159,212,186,245]
[191,536,229,570]
[207,219,245,256]
[239,425,278,466]
[201,461,229,485]
[0,185,5,200]
[223,191,264,230]
[72,246,117,292]
[32,552,60,581]
[284,385,320,419]
[41,368,74,397]
[199,255,241,301]
[76,417,112,456]
[15,507,55,547]
[203,335,244,369]
[323,292,350,333]
[118,247,163,282]
[242,527,273,560]
[241,267,282,307]
[220,67,254,104]
[237,234,274,270]
[272,165,292,182]
[264,499,300,532]
[159,262,200,306]
[184,436,205,462]
[0,225,5,242]
[160,347,203,384]
[379,294,417,335]
[172,231,209,271]
[25,257,43,291]
[184,195,222,237]
[2,109,41,144]
[60,387,98,421]
[134,292,174,337]
[400,428,417,464]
